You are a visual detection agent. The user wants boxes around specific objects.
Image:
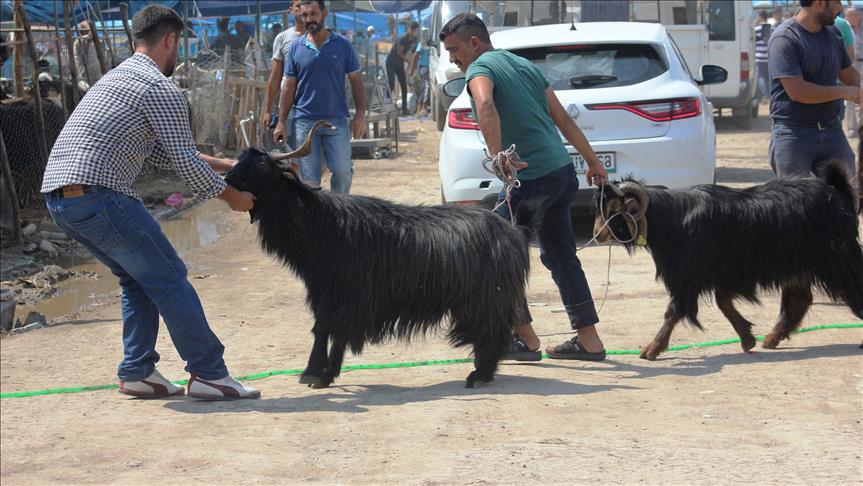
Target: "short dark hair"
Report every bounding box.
[299,0,326,10]
[439,13,490,43]
[217,17,230,32]
[409,20,419,30]
[132,4,184,47]
[799,0,814,7]
[757,10,768,20]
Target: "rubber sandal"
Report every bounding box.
[501,335,542,362]
[546,335,606,361]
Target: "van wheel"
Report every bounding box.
[733,106,752,130]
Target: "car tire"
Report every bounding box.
[436,95,446,132]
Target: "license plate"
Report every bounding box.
[572,152,616,174]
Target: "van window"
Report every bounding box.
[628,0,736,41]
[706,0,735,41]
[510,43,668,90]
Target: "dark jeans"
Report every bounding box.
[386,59,408,114]
[768,118,855,178]
[494,164,599,330]
[45,187,229,382]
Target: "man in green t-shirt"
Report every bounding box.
[440,13,609,361]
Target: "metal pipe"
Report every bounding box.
[62,0,82,105]
[93,1,117,66]
[16,1,50,167]
[119,3,134,54]
[52,0,68,120]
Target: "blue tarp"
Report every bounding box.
[2,0,430,25]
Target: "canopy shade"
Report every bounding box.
[1,0,427,25]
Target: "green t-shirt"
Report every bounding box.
[834,17,854,50]
[465,49,570,181]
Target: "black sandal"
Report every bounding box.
[546,335,606,361]
[501,335,542,362]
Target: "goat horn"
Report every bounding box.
[269,120,337,161]
[618,181,649,221]
[606,183,625,197]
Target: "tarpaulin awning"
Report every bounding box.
[2,0,429,26]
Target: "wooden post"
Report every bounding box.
[0,131,22,245]
[12,0,25,98]
[87,20,108,76]
[119,3,135,54]
[93,1,117,66]
[52,0,69,120]
[62,0,82,105]
[17,2,50,167]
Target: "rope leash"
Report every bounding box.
[482,145,522,224]
[577,184,642,315]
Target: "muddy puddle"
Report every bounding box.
[14,200,231,323]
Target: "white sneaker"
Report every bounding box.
[119,369,184,398]
[187,374,261,400]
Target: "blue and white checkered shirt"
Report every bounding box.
[41,53,226,200]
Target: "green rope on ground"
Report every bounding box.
[2,323,860,399]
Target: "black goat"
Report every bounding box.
[225,121,531,388]
[594,161,863,360]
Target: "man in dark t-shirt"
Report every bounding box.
[768,0,860,179]
[386,21,418,115]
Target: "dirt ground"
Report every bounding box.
[1,114,862,485]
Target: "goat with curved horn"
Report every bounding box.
[268,120,336,162]
[618,181,649,221]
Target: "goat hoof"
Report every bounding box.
[762,334,781,349]
[465,371,493,389]
[299,373,332,388]
[639,348,658,361]
[741,337,757,352]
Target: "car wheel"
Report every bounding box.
[436,96,446,132]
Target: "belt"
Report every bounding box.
[52,184,94,198]
[774,117,840,131]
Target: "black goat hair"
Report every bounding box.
[594,161,863,360]
[226,147,533,388]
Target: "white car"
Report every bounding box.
[439,22,727,214]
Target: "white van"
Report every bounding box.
[632,0,758,129]
[428,0,572,131]
[428,0,758,130]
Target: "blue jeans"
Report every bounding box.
[45,187,228,381]
[768,119,855,178]
[494,164,600,329]
[293,117,353,193]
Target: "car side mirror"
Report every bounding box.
[442,78,466,98]
[697,64,728,85]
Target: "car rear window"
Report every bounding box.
[509,43,668,90]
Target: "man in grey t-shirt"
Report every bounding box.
[768,0,860,179]
[260,0,305,146]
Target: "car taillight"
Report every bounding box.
[740,52,750,81]
[586,98,701,122]
[448,108,480,130]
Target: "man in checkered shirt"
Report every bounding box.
[41,5,260,401]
